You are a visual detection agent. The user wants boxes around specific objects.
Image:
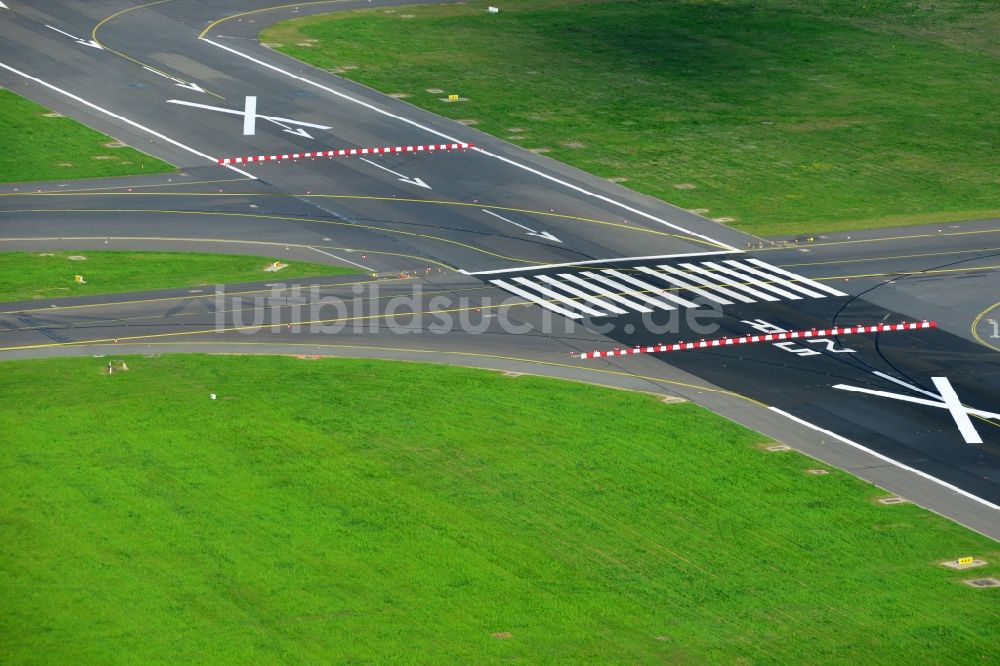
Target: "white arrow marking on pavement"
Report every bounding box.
[359,157,431,189]
[45,25,103,49]
[0,3,9,9]
[165,98,331,134]
[174,81,206,93]
[481,209,562,243]
[142,66,207,94]
[832,376,1000,444]
[261,116,314,139]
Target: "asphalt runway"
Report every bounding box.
[1,1,998,538]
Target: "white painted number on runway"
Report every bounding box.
[742,318,855,357]
[833,376,1000,444]
[165,98,331,139]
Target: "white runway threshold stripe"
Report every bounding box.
[489,257,847,319]
[218,143,474,165]
[578,321,936,359]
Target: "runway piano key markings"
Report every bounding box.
[489,258,845,319]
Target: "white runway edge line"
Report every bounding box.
[579,321,936,359]
[465,250,739,276]
[0,62,256,180]
[770,407,1000,514]
[199,39,738,252]
[219,143,473,164]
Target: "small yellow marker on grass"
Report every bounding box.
[74,275,86,284]
[448,94,459,101]
[958,556,974,566]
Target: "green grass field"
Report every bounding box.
[0,89,173,183]
[0,251,357,302]
[264,0,1000,237]
[1,355,996,663]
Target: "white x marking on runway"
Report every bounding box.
[166,98,331,138]
[833,376,1000,444]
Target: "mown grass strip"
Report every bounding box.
[1,355,996,662]
[263,0,1000,236]
[0,89,174,183]
[0,250,356,302]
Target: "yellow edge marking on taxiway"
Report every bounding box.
[92,0,226,99]
[200,0,356,39]
[0,191,730,249]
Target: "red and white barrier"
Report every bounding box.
[218,142,474,165]
[578,320,936,360]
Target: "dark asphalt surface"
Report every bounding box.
[1,1,998,538]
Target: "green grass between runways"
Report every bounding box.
[0,251,358,302]
[0,89,174,183]
[263,0,1000,237]
[1,355,997,663]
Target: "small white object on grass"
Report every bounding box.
[488,6,499,12]
[210,393,217,400]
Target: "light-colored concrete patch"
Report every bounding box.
[941,558,988,570]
